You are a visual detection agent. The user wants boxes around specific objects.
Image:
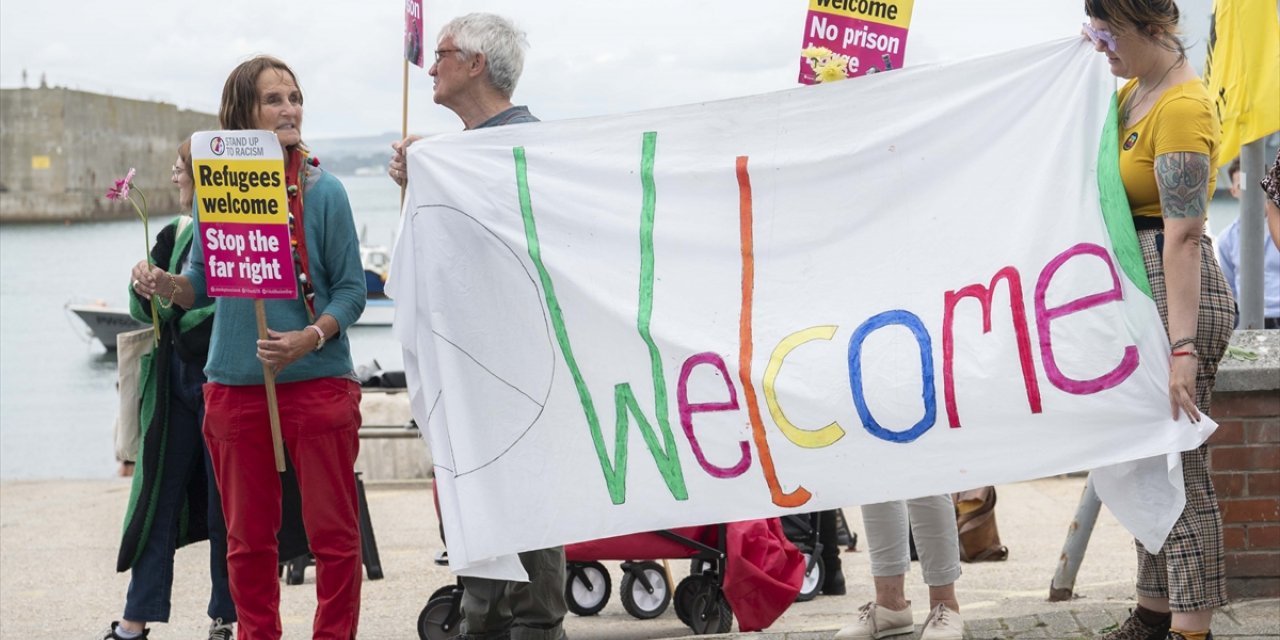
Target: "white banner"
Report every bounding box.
[389,39,1216,577]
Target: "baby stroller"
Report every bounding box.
[417,519,804,638]
[563,524,734,633]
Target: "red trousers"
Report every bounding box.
[204,378,363,640]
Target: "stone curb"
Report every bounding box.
[671,600,1279,639]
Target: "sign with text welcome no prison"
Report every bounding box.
[191,131,297,299]
[388,40,1217,578]
[799,0,914,84]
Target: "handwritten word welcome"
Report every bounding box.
[514,133,1138,508]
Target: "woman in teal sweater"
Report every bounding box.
[131,56,366,639]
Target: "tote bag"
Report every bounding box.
[113,327,154,463]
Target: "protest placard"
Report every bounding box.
[798,0,915,84]
[190,131,297,300]
[406,0,424,68]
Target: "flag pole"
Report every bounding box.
[400,57,409,211]
[1238,140,1268,329]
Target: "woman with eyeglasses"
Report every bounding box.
[100,140,236,640]
[1082,1,1234,639]
[132,56,367,639]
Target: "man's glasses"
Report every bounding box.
[1082,23,1117,52]
[433,48,463,63]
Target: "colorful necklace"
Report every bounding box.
[286,149,321,323]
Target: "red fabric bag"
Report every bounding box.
[722,518,805,631]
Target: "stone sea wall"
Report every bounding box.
[0,87,217,223]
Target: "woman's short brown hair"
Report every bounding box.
[1084,0,1184,54]
[218,55,302,133]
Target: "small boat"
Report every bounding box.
[357,242,394,326]
[65,301,147,350]
[71,239,394,347]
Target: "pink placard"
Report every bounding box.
[191,131,297,300]
[201,222,297,299]
[406,0,424,67]
[798,12,910,84]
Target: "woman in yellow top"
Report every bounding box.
[1083,1,1235,640]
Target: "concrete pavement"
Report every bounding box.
[0,476,1275,639]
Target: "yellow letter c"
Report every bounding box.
[764,325,846,448]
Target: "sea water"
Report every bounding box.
[0,186,1246,479]
[0,175,404,479]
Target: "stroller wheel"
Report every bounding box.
[673,574,710,626]
[619,561,671,619]
[687,582,734,634]
[417,594,461,640]
[565,561,611,616]
[795,552,824,602]
[427,584,461,605]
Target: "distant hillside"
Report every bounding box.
[309,132,403,176]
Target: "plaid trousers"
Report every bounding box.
[1132,228,1234,611]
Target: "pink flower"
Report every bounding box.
[105,168,137,201]
[103,165,158,343]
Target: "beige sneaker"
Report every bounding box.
[920,604,964,640]
[834,601,914,639]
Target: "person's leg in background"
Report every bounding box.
[1133,447,1223,640]
[203,443,236,634]
[907,494,963,639]
[835,500,914,640]
[506,546,568,640]
[282,378,363,640]
[115,382,204,637]
[459,575,515,640]
[819,510,846,595]
[170,348,236,638]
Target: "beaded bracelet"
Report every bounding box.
[158,273,182,310]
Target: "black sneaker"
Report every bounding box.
[1101,609,1170,640]
[208,617,234,640]
[94,622,149,639]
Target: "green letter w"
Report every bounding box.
[513,132,688,504]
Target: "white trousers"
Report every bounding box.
[861,495,962,586]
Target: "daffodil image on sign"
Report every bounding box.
[801,46,851,84]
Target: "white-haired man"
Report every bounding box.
[388,13,568,640]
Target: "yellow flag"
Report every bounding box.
[1204,0,1280,169]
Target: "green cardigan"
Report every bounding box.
[117,215,215,572]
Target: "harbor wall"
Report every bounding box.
[0,87,218,223]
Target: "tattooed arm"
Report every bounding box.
[1156,150,1210,422]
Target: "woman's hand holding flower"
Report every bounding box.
[131,261,167,297]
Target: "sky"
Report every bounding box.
[0,0,1214,140]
